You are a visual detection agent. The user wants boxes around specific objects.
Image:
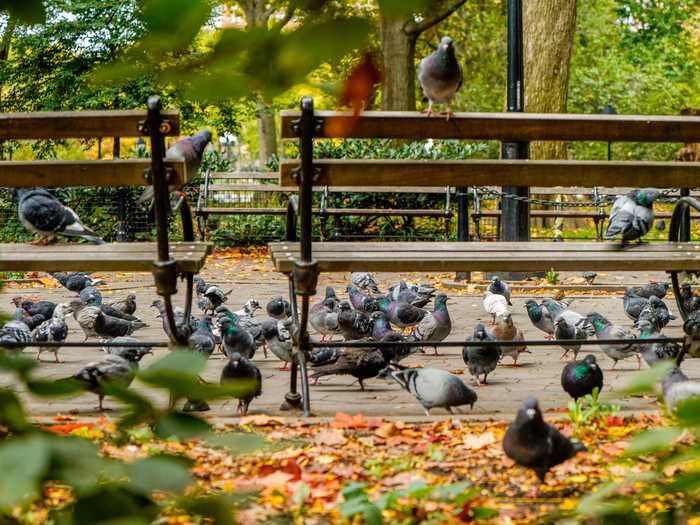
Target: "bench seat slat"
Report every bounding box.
[0,242,212,272]
[198,207,450,217]
[269,241,700,273]
[204,183,450,194]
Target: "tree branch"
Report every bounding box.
[0,15,18,62]
[271,0,297,32]
[404,0,466,35]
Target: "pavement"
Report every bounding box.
[2,254,696,421]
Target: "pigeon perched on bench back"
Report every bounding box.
[50,272,104,293]
[604,189,661,242]
[418,36,463,119]
[13,188,105,245]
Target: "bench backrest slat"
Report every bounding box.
[280,110,700,142]
[0,110,180,139]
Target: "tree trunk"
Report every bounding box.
[257,96,277,165]
[379,16,417,111]
[523,0,576,160]
[0,15,17,160]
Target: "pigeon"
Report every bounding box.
[483,291,509,324]
[679,283,700,314]
[151,299,198,340]
[70,301,102,340]
[136,129,212,211]
[542,299,592,345]
[488,276,512,306]
[369,311,421,363]
[524,300,554,338]
[234,299,262,318]
[187,315,216,358]
[310,297,340,342]
[553,317,588,361]
[94,310,147,339]
[411,293,451,355]
[603,189,662,242]
[104,293,137,316]
[79,286,102,305]
[636,296,675,330]
[0,320,32,351]
[418,35,463,119]
[13,308,46,330]
[622,289,649,322]
[72,344,151,411]
[216,303,264,355]
[310,345,390,391]
[32,303,71,362]
[193,276,209,296]
[13,188,105,245]
[492,312,528,366]
[347,285,382,313]
[261,318,294,370]
[586,312,641,369]
[337,301,373,340]
[387,280,433,308]
[561,354,604,400]
[198,284,233,314]
[662,367,700,413]
[463,323,500,385]
[220,352,262,416]
[384,366,477,416]
[12,297,56,320]
[503,397,586,496]
[376,296,426,332]
[582,271,597,285]
[219,314,256,359]
[636,318,684,367]
[50,271,104,293]
[630,281,669,300]
[266,296,292,320]
[351,272,380,294]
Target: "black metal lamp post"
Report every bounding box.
[602,104,616,161]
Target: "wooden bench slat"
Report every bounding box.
[269,241,700,273]
[0,242,212,272]
[204,183,450,194]
[0,159,187,188]
[209,172,278,180]
[280,110,700,141]
[279,159,700,189]
[476,210,693,219]
[197,207,450,217]
[0,110,180,139]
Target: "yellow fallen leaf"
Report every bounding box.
[462,431,495,450]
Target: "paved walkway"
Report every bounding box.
[2,254,695,420]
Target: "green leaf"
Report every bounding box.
[619,361,674,395]
[71,485,159,524]
[472,507,499,519]
[1,0,46,24]
[624,427,684,456]
[141,0,212,52]
[376,0,433,18]
[25,378,86,397]
[202,431,267,455]
[674,395,700,425]
[48,436,124,493]
[0,434,50,509]
[178,494,247,525]
[154,411,211,440]
[0,351,37,375]
[0,389,28,432]
[127,455,193,495]
[341,482,368,501]
[141,350,207,378]
[665,471,700,493]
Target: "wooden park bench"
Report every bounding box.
[195,169,453,241]
[0,97,212,344]
[267,98,700,415]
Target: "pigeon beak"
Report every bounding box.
[526,408,536,419]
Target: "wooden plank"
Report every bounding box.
[198,207,289,215]
[210,172,278,180]
[269,241,700,273]
[0,110,180,139]
[280,110,700,141]
[478,210,607,218]
[207,183,450,194]
[279,159,700,188]
[0,242,212,272]
[206,184,294,192]
[0,159,187,188]
[197,207,449,217]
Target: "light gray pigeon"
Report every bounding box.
[636,318,684,367]
[384,366,477,416]
[488,276,512,306]
[587,312,641,369]
[604,189,661,242]
[310,297,340,342]
[418,36,463,119]
[261,318,294,370]
[32,303,71,362]
[0,320,32,351]
[136,129,212,211]
[553,317,588,361]
[351,272,380,294]
[70,301,102,340]
[13,188,105,245]
[187,315,216,358]
[411,293,451,355]
[524,300,554,338]
[662,367,700,413]
[79,286,102,306]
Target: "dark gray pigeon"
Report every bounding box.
[376,296,426,332]
[347,285,382,313]
[70,301,102,340]
[418,36,463,119]
[630,281,669,300]
[636,295,675,330]
[462,323,500,385]
[488,276,512,306]
[199,284,233,314]
[384,366,477,416]
[604,189,661,242]
[219,314,256,359]
[553,317,588,361]
[388,280,433,308]
[636,318,684,367]
[0,320,32,351]
[582,271,597,285]
[622,289,648,322]
[14,188,104,245]
[266,296,292,320]
[32,303,71,362]
[72,344,151,411]
[12,297,56,320]
[94,310,147,339]
[220,352,262,416]
[79,286,102,306]
[561,354,603,401]
[337,301,373,340]
[503,397,586,496]
[310,345,390,391]
[188,315,216,358]
[662,367,700,413]
[412,294,451,355]
[351,272,380,294]
[104,293,137,316]
[151,299,198,340]
[50,272,104,293]
[137,129,212,211]
[369,311,421,363]
[587,312,641,369]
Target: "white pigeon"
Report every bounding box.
[482,291,509,325]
